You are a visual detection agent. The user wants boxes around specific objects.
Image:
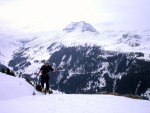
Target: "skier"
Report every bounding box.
[37,61,57,93]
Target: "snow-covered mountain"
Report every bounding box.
[1,21,150,99]
[0,37,21,66]
[63,21,99,33]
[0,31,42,66]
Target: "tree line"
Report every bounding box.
[1,67,15,76]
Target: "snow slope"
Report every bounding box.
[0,73,40,100]
[0,31,49,66]
[0,72,150,113]
[0,94,150,113]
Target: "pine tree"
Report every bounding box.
[11,70,15,76]
[19,72,22,78]
[1,68,5,73]
[6,68,11,75]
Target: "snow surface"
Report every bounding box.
[0,73,41,100]
[1,94,150,113]
[0,72,150,113]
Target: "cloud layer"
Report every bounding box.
[0,0,149,31]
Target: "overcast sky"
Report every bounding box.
[0,0,150,32]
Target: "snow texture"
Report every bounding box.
[1,94,150,113]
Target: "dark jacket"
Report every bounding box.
[40,65,54,75]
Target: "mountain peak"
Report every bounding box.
[63,21,99,33]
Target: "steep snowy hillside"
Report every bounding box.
[8,22,150,75]
[112,31,150,59]
[0,94,150,113]
[0,31,51,67]
[0,73,40,100]
[0,37,21,66]
[8,32,62,75]
[48,46,150,98]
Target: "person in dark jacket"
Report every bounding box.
[37,61,57,92]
